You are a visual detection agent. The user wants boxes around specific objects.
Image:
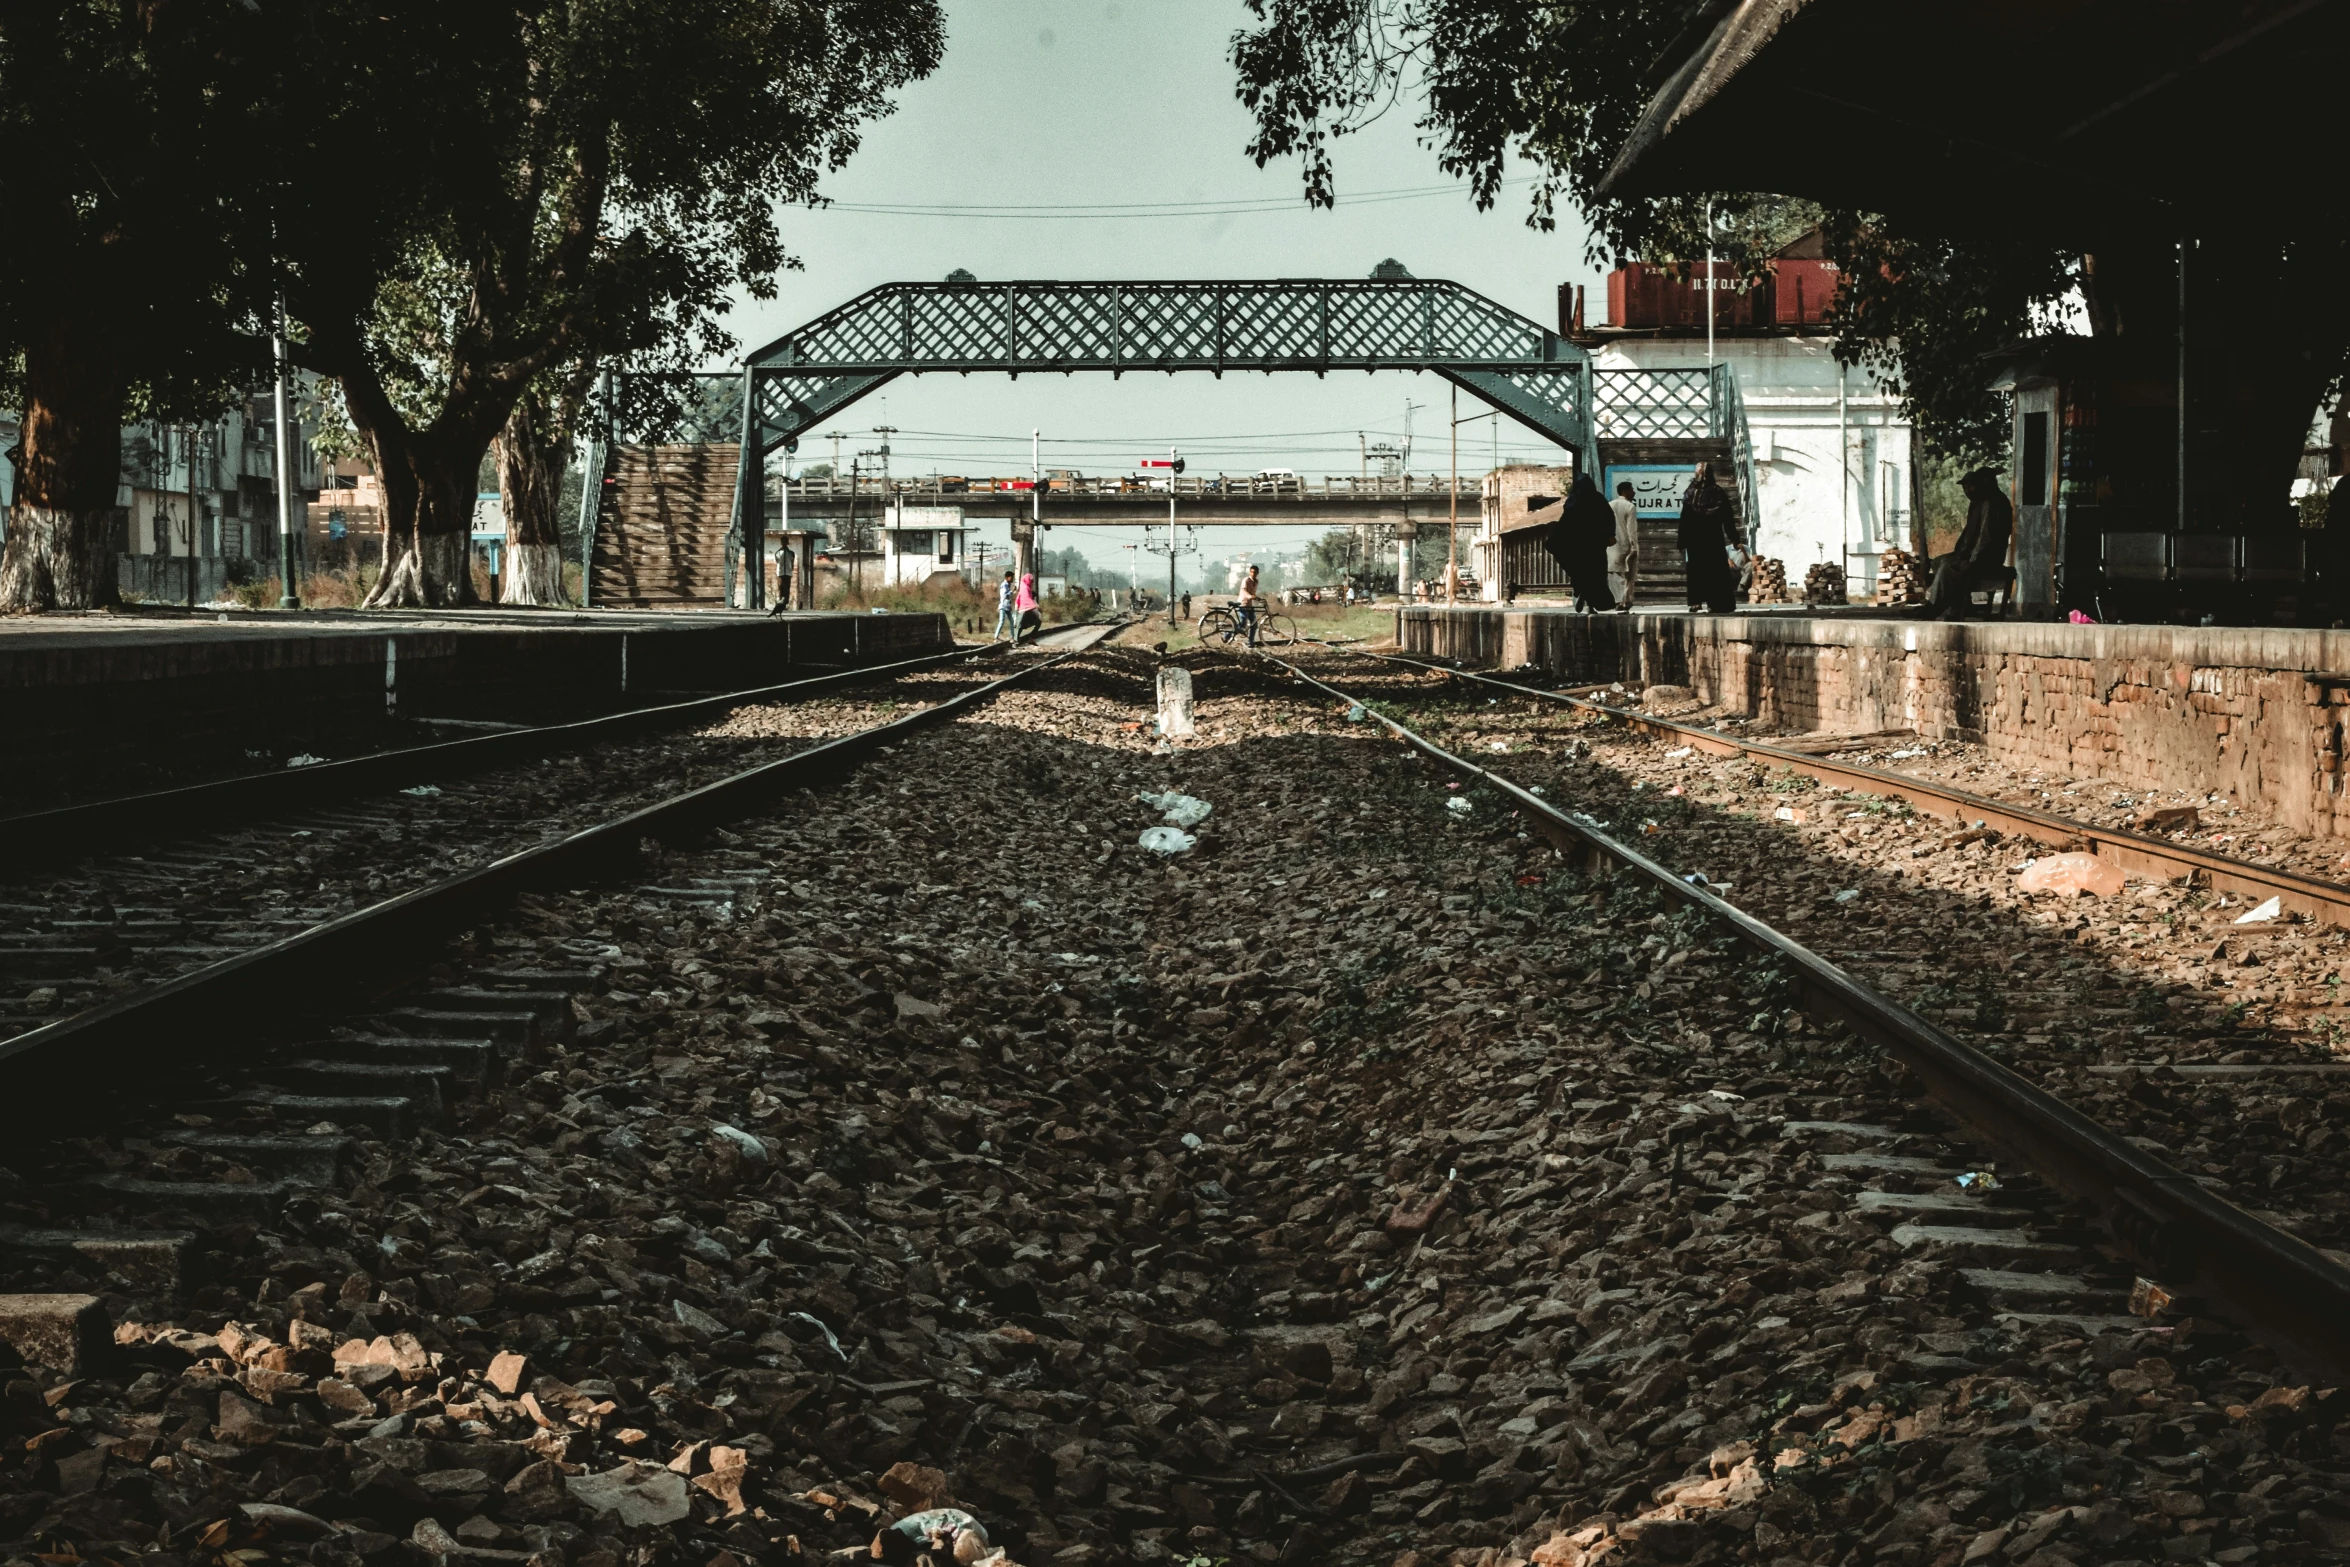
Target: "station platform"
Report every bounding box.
[0,606,953,805]
[1397,604,2350,842]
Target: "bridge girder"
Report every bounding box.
[739,278,1596,469]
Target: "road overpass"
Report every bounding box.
[767,472,1483,526]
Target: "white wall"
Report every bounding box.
[1588,337,1913,595]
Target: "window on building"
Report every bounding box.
[2021,411,2049,507]
[900,529,932,556]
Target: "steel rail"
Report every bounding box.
[1366,650,2350,927]
[1258,649,2350,1383]
[0,640,1022,873]
[0,627,1121,1128]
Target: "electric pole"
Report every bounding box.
[273,298,300,608]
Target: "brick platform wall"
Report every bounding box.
[1397,609,2350,839]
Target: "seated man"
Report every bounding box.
[1926,468,2015,616]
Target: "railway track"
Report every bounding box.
[0,623,1119,1283]
[1368,649,2350,925]
[1262,647,2350,1377]
[1,636,2342,1567]
[0,630,1116,1044]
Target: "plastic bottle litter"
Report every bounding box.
[2234,896,2283,924]
[1137,826,1197,855]
[1137,790,1212,829]
[2015,851,2127,898]
[873,1509,991,1565]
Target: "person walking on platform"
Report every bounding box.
[1678,463,1741,615]
[1609,481,1641,607]
[992,571,1016,641]
[1555,471,1618,612]
[1927,469,2015,617]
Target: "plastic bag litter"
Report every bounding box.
[1346,704,1368,722]
[1832,888,1860,904]
[786,1311,846,1361]
[1137,825,1197,855]
[2015,851,2127,897]
[1137,790,1212,829]
[401,785,442,797]
[1446,797,1473,815]
[1956,1171,2001,1192]
[286,754,326,768]
[2234,896,2283,925]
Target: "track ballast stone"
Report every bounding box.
[2,649,2344,1567]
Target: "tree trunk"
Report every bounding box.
[495,394,568,606]
[0,316,125,611]
[362,435,478,609]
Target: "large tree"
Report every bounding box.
[0,0,269,610]
[280,0,944,608]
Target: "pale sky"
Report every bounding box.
[722,0,1607,568]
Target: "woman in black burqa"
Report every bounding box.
[1546,471,1617,611]
[1677,462,1741,614]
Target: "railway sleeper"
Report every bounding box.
[310,1035,504,1094]
[152,1130,354,1186]
[0,1225,196,1296]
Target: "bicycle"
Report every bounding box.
[1197,605,1296,649]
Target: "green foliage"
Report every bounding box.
[0,1,276,429]
[1226,1,2068,458]
[1822,215,2075,466]
[1304,526,1393,587]
[1914,451,1972,557]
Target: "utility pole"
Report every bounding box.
[1447,387,1458,607]
[1705,196,1718,372]
[185,425,201,608]
[1167,447,1179,627]
[273,297,300,609]
[855,455,874,606]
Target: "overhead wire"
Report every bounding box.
[808,177,1535,220]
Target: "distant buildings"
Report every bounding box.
[1573,230,1916,596]
[1,388,329,603]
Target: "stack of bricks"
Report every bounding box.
[1802,562,1849,606]
[1875,549,1926,606]
[1747,558,1789,604]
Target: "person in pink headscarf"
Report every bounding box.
[1014,570,1041,644]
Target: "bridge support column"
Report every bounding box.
[1012,520,1036,584]
[1396,524,1417,601]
